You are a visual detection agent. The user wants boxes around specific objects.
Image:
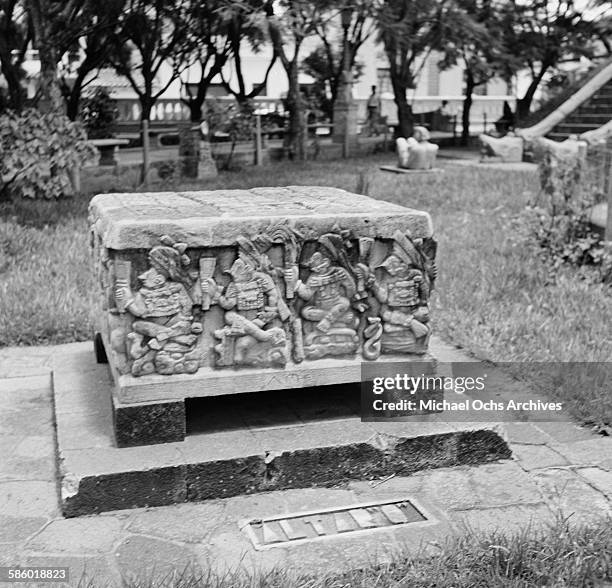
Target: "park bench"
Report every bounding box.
[90,138,130,166]
[89,187,436,447]
[117,126,179,148]
[115,133,140,147]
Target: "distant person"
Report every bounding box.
[367,86,381,124]
[494,101,516,135]
[439,100,452,117]
[365,85,382,135]
[435,100,453,131]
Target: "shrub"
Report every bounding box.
[205,99,255,170]
[80,88,119,139]
[512,149,612,282]
[0,108,96,200]
[156,160,177,180]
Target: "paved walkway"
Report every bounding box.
[0,339,611,586]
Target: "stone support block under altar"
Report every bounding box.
[89,186,437,446]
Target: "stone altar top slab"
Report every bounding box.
[89,186,433,249]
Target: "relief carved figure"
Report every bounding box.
[291,234,360,360]
[110,224,434,376]
[115,237,203,377]
[204,251,289,368]
[367,231,435,355]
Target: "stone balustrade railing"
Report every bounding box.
[114,95,516,133]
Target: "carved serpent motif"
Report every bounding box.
[362,316,383,361]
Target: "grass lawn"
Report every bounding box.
[105,516,612,587]
[1,154,611,428]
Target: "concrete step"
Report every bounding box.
[51,340,527,517]
[585,96,612,106]
[52,337,589,519]
[554,123,604,133]
[553,128,597,137]
[564,114,612,124]
[575,105,612,115]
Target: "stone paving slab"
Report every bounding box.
[448,503,555,535]
[503,422,557,445]
[511,443,570,471]
[348,461,545,511]
[549,438,612,467]
[575,467,612,498]
[0,348,53,379]
[24,554,119,588]
[533,468,612,524]
[0,338,610,585]
[27,517,126,555]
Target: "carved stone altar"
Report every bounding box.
[89,187,436,446]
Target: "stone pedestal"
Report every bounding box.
[89,187,436,446]
[332,102,359,149]
[91,139,130,167]
[198,138,218,178]
[479,134,524,163]
[532,135,588,163]
[178,123,217,179]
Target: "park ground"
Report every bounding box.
[1,152,611,430]
[1,339,611,587]
[1,152,611,586]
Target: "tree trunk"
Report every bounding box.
[516,67,548,122]
[461,71,475,147]
[391,77,412,138]
[27,0,65,113]
[37,45,64,114]
[1,61,24,111]
[65,91,79,121]
[184,78,208,122]
[186,58,227,123]
[283,61,305,160]
[140,99,153,123]
[64,69,89,121]
[187,101,202,123]
[0,10,25,111]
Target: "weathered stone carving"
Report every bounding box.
[205,249,289,369]
[90,188,437,447]
[531,135,587,163]
[367,231,435,355]
[115,236,203,376]
[250,223,304,363]
[290,232,360,360]
[396,126,439,170]
[95,190,437,378]
[108,226,436,374]
[479,133,524,162]
[113,224,433,376]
